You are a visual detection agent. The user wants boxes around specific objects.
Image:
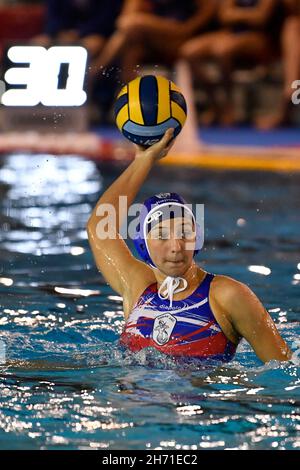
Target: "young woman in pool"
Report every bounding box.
[87,128,291,364]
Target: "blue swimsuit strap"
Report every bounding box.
[196,272,214,296]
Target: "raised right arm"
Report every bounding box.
[86,129,174,297]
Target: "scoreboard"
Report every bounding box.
[0,46,88,132]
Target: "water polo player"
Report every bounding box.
[87,129,291,364]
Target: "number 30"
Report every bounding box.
[2,46,88,107]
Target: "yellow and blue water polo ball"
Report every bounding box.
[114,75,187,147]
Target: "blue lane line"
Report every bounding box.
[92,126,300,148]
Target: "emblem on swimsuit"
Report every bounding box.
[153,313,177,345]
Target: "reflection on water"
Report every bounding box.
[0,153,299,450]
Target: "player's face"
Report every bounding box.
[147,217,196,275]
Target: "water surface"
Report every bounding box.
[0,154,299,449]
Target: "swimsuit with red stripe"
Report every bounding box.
[120,273,238,362]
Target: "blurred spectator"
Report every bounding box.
[180,0,280,126]
[255,0,300,129]
[91,0,218,83]
[32,0,122,58]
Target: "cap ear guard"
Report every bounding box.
[194,221,204,253]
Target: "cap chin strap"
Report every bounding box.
[157,276,188,308]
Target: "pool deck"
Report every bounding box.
[0,126,299,172]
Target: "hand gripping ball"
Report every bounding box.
[114,75,187,147]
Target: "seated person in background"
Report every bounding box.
[91,0,218,83]
[180,0,279,126]
[31,0,122,58]
[255,0,300,129]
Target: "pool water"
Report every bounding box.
[0,153,299,450]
